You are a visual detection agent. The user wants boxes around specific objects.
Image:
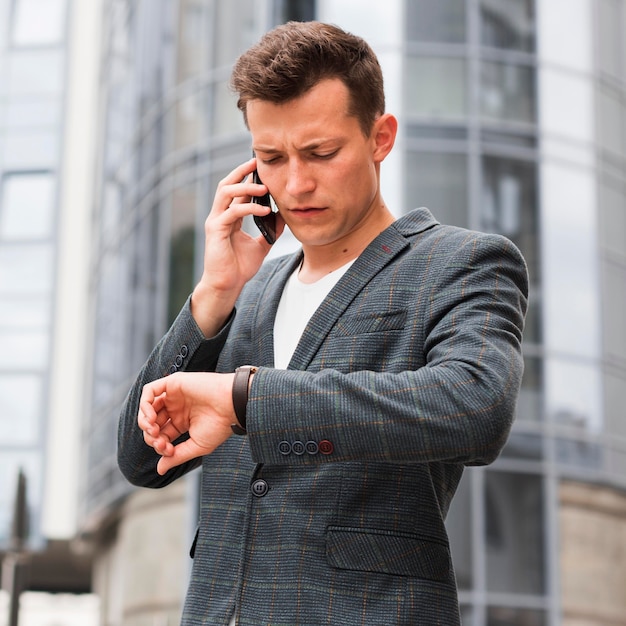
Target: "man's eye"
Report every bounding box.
[313,150,338,160]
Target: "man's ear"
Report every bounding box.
[372,113,398,163]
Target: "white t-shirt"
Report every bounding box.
[273,259,355,368]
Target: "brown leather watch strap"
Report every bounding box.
[231,366,257,435]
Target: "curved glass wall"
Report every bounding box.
[0,0,68,548]
[84,0,626,624]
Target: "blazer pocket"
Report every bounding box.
[326,526,452,582]
[334,309,407,337]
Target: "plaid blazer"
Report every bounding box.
[118,207,528,625]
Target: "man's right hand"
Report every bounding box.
[190,157,284,337]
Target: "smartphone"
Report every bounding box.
[252,169,277,245]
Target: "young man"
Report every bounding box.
[118,21,528,625]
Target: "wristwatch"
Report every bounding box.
[231,365,258,435]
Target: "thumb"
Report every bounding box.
[156,438,206,475]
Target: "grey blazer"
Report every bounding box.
[118,207,528,625]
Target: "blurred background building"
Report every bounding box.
[1,1,625,625]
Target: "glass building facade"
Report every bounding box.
[0,0,69,548]
[81,1,626,625]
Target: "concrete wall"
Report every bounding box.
[560,481,626,626]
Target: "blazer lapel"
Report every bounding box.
[287,225,412,371]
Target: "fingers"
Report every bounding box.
[211,158,271,220]
[156,438,212,476]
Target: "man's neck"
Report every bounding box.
[298,208,395,284]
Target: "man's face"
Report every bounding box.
[248,79,391,253]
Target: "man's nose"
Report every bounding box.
[285,159,315,197]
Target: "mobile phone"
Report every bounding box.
[252,169,277,245]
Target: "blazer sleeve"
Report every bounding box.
[116,296,234,488]
[246,231,529,467]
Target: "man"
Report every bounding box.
[118,21,528,626]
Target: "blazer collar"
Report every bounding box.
[255,207,439,369]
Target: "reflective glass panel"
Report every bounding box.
[485,471,545,594]
[597,87,625,159]
[0,244,54,294]
[555,437,603,469]
[11,0,67,46]
[5,99,62,128]
[487,606,545,626]
[407,0,466,43]
[546,357,603,431]
[5,50,64,96]
[0,329,50,369]
[444,472,472,589]
[406,57,467,120]
[481,156,539,283]
[274,0,316,23]
[597,0,622,80]
[168,186,196,326]
[0,374,42,445]
[0,172,56,240]
[406,151,468,228]
[481,61,535,125]
[516,356,542,422]
[480,0,535,52]
[602,262,626,362]
[3,130,60,169]
[0,296,50,329]
[213,0,258,68]
[501,432,542,459]
[212,79,246,137]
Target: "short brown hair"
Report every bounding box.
[230,21,385,136]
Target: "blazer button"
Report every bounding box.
[319,440,334,455]
[251,479,269,497]
[305,441,319,455]
[175,354,183,367]
[180,345,189,357]
[278,441,292,455]
[291,441,305,455]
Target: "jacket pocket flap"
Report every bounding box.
[335,309,407,336]
[326,526,451,581]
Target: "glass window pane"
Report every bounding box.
[0,173,56,240]
[5,50,65,96]
[444,472,472,589]
[406,151,468,228]
[5,98,62,128]
[597,0,622,79]
[546,358,603,432]
[485,471,545,594]
[0,374,42,444]
[481,156,539,283]
[3,130,60,169]
[0,329,50,369]
[516,356,542,422]
[487,606,546,626]
[274,0,316,23]
[0,296,51,329]
[168,186,196,326]
[481,61,536,125]
[406,57,467,120]
[407,0,466,43]
[0,245,54,295]
[501,432,542,460]
[480,0,535,52]
[11,0,67,46]
[212,79,246,137]
[555,437,603,469]
[213,0,259,68]
[597,87,625,159]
